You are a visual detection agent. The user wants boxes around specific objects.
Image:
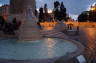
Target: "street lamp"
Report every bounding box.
[90,4,96,11]
[90,6,96,11]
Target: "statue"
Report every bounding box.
[25,5,38,22]
[26,6,33,20]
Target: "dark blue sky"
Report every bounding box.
[0,0,96,19]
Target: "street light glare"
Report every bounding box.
[87,2,96,11]
[90,7,95,11]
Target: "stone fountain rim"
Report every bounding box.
[0,37,84,61]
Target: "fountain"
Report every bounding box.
[18,5,42,41]
[0,1,84,63]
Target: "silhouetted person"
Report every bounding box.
[37,22,41,29]
[12,17,17,30]
[3,22,15,35]
[39,7,44,22]
[68,24,73,30]
[75,26,79,35]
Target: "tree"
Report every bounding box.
[53,1,68,21]
[44,4,50,21]
[78,13,88,22]
[89,11,96,22]
[39,7,44,22]
[78,11,96,22]
[54,1,60,8]
[53,1,61,21]
[44,4,48,14]
[60,2,67,21]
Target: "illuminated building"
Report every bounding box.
[0,4,10,19]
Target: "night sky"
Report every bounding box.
[0,0,96,19]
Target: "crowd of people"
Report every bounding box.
[0,16,21,35]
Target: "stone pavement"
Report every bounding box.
[66,27,96,63]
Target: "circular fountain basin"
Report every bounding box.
[0,38,84,63]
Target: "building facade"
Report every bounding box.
[0,4,10,19]
[10,0,36,14]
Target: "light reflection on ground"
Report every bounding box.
[83,28,96,59]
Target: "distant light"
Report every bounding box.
[36,8,39,12]
[87,2,96,11]
[90,7,95,11]
[48,9,52,13]
[36,8,52,13]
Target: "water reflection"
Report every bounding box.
[45,38,56,58]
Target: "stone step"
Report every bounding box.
[42,32,62,36]
[41,30,58,34]
[45,32,66,37]
[41,31,60,35]
[41,30,69,39]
